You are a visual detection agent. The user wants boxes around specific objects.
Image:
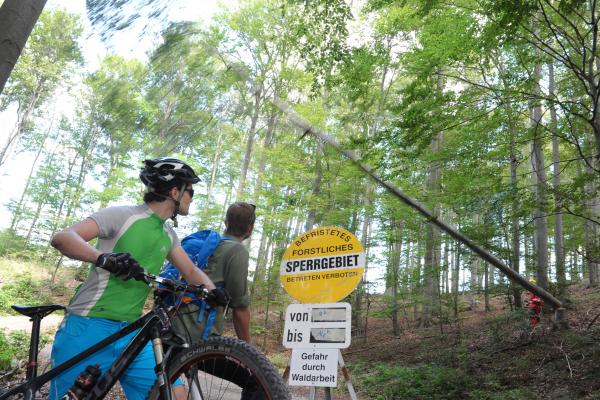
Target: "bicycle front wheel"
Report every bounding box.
[148,336,290,400]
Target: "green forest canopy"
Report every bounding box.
[1,0,600,327]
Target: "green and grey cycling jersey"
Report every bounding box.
[67,204,180,322]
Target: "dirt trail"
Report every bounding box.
[0,314,63,333]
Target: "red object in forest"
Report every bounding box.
[528,293,543,326]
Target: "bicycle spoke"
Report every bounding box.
[149,337,290,400]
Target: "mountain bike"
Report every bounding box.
[0,270,290,400]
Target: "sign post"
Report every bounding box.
[280,226,364,400]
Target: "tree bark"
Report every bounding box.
[530,60,549,290]
[469,214,481,310]
[0,78,44,167]
[353,188,372,338]
[484,262,490,312]
[203,130,224,224]
[304,140,322,231]
[452,239,460,318]
[585,157,600,286]
[9,122,51,230]
[0,0,47,94]
[549,62,566,297]
[237,83,263,199]
[389,219,403,336]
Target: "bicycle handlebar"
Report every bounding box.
[95,264,210,299]
[140,271,209,298]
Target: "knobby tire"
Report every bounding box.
[147,336,290,400]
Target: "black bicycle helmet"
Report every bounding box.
[140,158,200,227]
[140,157,200,190]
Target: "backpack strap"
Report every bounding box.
[195,301,219,340]
[159,230,230,307]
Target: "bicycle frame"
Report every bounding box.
[0,305,175,400]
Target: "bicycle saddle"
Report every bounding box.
[12,304,66,319]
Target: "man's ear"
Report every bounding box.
[245,224,254,238]
[168,186,179,199]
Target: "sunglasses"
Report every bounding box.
[184,188,194,198]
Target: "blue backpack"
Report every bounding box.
[159,230,230,340]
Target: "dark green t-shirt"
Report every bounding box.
[203,236,250,335]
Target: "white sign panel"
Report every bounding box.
[289,349,338,387]
[283,303,351,349]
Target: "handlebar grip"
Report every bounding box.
[147,273,208,298]
[187,285,209,298]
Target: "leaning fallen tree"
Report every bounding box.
[210,47,566,327]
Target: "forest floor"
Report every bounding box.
[3,282,600,399]
[251,283,600,399]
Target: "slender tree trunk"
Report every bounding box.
[390,219,403,336]
[484,262,490,312]
[252,110,276,206]
[352,48,391,332]
[510,144,522,307]
[25,200,44,243]
[572,249,580,280]
[262,215,291,350]
[221,177,234,221]
[412,243,422,323]
[0,79,44,167]
[23,148,58,243]
[497,56,523,308]
[304,140,322,231]
[250,230,270,300]
[401,238,411,320]
[52,141,95,273]
[237,84,263,199]
[203,130,224,223]
[422,73,443,326]
[530,60,549,290]
[10,126,50,230]
[43,153,79,260]
[469,214,481,310]
[585,158,600,286]
[0,0,47,94]
[443,237,449,294]
[548,62,566,297]
[353,190,372,338]
[452,239,460,318]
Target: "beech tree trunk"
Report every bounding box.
[422,74,443,326]
[237,83,263,199]
[389,219,403,336]
[0,0,46,94]
[10,126,50,230]
[452,240,460,318]
[305,140,322,231]
[549,62,566,297]
[469,214,481,310]
[530,60,549,290]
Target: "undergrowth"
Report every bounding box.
[0,329,51,370]
[0,273,56,314]
[352,362,533,400]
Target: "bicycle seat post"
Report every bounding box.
[25,313,42,380]
[11,304,66,381]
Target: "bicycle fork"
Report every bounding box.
[151,328,204,400]
[151,326,173,400]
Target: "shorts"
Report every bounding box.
[49,313,174,399]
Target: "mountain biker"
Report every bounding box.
[165,201,256,344]
[161,201,257,399]
[48,157,225,400]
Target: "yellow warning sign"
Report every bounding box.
[280,226,365,303]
